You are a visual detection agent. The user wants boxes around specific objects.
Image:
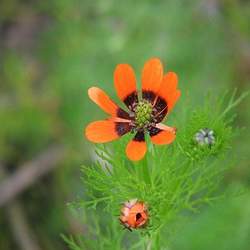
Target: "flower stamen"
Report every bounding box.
[134,100,153,129]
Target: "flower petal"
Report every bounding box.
[153,72,180,122]
[85,120,131,143]
[160,72,178,95]
[126,131,147,161]
[142,58,163,104]
[88,87,130,119]
[156,72,180,110]
[168,89,181,112]
[149,123,176,145]
[114,64,138,111]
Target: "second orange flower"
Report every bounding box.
[85,58,181,161]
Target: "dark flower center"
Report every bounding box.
[136,213,142,221]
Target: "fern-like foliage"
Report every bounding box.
[65,91,247,250]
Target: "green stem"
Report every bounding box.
[142,157,151,185]
[218,91,248,120]
[146,239,152,250]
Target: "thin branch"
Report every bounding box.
[0,165,42,250]
[6,200,42,250]
[0,145,65,207]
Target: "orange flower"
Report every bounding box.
[119,199,148,230]
[85,58,181,161]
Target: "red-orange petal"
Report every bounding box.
[150,124,176,145]
[168,89,181,112]
[159,72,178,96]
[88,87,118,116]
[142,58,163,103]
[85,120,131,143]
[114,64,138,110]
[88,87,130,119]
[156,72,180,112]
[126,132,147,161]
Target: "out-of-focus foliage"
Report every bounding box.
[0,0,249,249]
[171,193,250,250]
[0,53,54,162]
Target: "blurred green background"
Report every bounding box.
[0,0,249,249]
